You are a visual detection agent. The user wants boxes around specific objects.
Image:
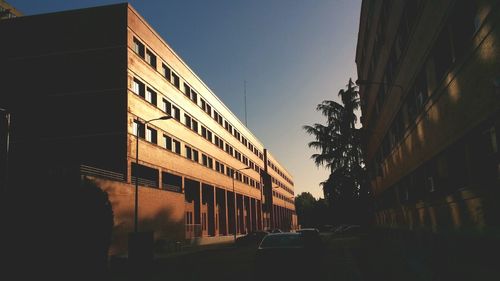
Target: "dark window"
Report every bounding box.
[172,72,180,89]
[184,83,191,98]
[162,98,172,115]
[202,154,208,167]
[132,78,145,97]
[145,87,157,105]
[164,135,172,151]
[193,149,199,162]
[191,90,198,103]
[146,49,157,68]
[201,126,207,138]
[146,126,157,144]
[192,120,198,133]
[184,114,192,128]
[134,120,145,138]
[173,139,181,155]
[172,105,180,121]
[432,25,453,83]
[131,163,159,188]
[185,145,192,160]
[133,38,145,58]
[450,0,477,61]
[162,63,171,81]
[162,172,182,192]
[205,104,211,115]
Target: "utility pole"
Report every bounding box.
[244,80,247,127]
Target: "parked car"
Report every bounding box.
[235,231,269,247]
[335,224,363,235]
[296,228,323,249]
[255,232,322,279]
[269,228,282,233]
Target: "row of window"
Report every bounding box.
[133,36,267,166]
[366,0,426,123]
[132,119,262,190]
[267,159,293,187]
[368,0,480,180]
[131,76,264,175]
[272,190,294,204]
[375,120,499,210]
[271,176,293,195]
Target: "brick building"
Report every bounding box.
[356,0,500,234]
[0,3,296,255]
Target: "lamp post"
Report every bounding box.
[232,166,251,242]
[133,115,172,233]
[0,107,10,194]
[272,185,279,230]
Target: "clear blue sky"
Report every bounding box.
[9,0,361,199]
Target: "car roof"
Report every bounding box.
[265,232,300,237]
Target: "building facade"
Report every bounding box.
[356,0,500,234]
[0,0,22,20]
[0,4,295,255]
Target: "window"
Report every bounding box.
[163,135,181,155]
[164,135,172,151]
[190,90,198,104]
[191,120,198,133]
[162,63,171,81]
[133,38,145,58]
[214,135,224,149]
[192,149,199,162]
[184,83,191,98]
[202,126,213,142]
[145,88,157,105]
[202,154,209,167]
[132,78,145,97]
[162,98,172,115]
[185,145,192,160]
[201,126,207,138]
[145,49,156,68]
[200,99,207,111]
[172,105,180,121]
[162,171,182,193]
[205,103,211,115]
[200,98,210,115]
[173,139,181,155]
[184,114,192,128]
[145,126,157,144]
[172,72,180,89]
[432,26,454,83]
[133,120,145,138]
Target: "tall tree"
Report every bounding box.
[304,78,368,224]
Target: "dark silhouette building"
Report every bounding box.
[356,0,500,234]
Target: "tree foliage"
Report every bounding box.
[304,78,371,224]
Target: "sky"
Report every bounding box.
[9,0,361,199]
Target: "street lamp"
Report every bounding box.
[272,185,279,229]
[133,115,172,233]
[0,107,10,193]
[232,166,251,242]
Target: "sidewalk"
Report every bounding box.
[352,228,500,281]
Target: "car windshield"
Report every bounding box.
[260,235,303,248]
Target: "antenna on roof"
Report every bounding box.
[244,80,248,127]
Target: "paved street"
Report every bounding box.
[110,233,364,281]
